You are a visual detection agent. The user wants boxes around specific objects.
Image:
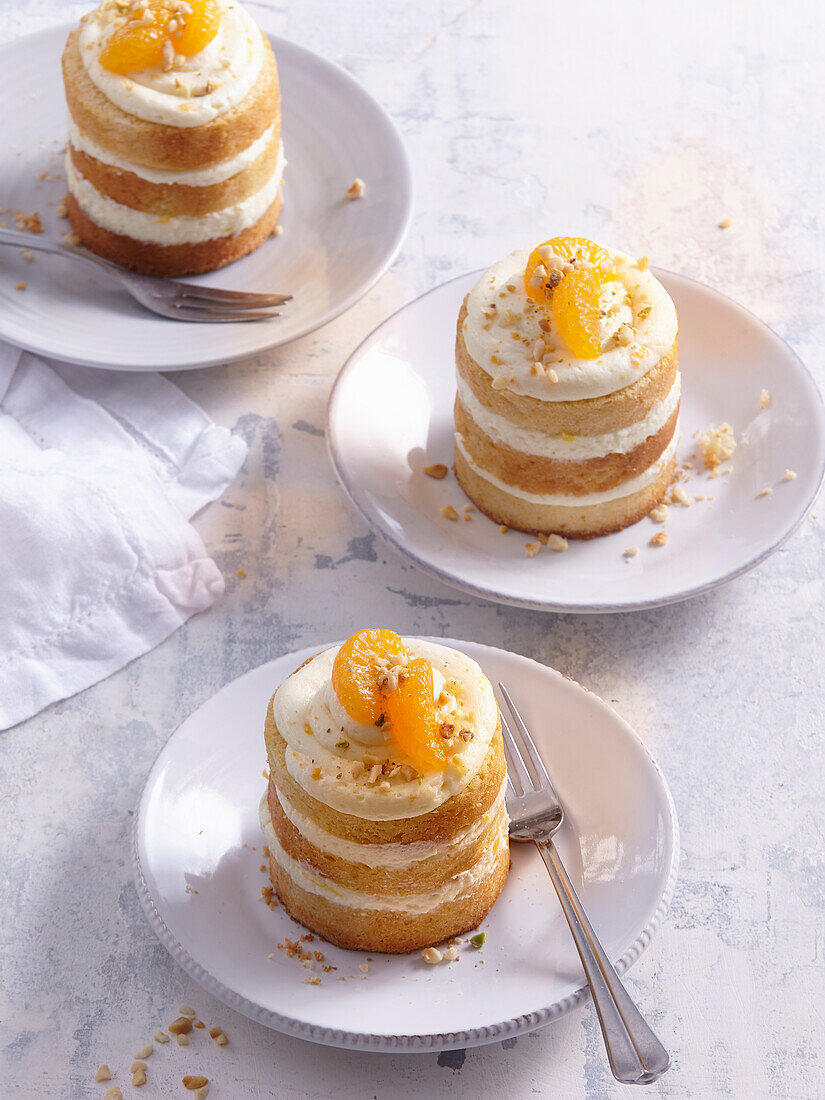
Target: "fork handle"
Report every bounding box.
[535,837,670,1085]
[0,226,124,278]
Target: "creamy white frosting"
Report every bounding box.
[462,248,678,402]
[67,114,277,186]
[272,781,508,869]
[456,432,678,506]
[65,145,284,243]
[271,639,499,821]
[78,0,265,128]
[259,795,508,913]
[458,373,681,461]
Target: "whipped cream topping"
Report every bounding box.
[67,114,277,187]
[260,795,508,913]
[65,144,284,243]
[462,248,678,403]
[272,780,508,869]
[271,640,499,821]
[458,373,681,461]
[456,432,678,506]
[78,0,265,128]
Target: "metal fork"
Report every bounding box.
[0,227,291,322]
[498,682,670,1086]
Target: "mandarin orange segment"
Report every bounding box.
[551,266,604,359]
[331,629,407,726]
[100,0,221,74]
[524,236,616,306]
[382,658,448,773]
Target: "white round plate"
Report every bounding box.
[0,26,412,371]
[327,270,825,613]
[133,639,678,1052]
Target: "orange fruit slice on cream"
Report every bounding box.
[100,0,221,75]
[331,628,407,726]
[382,658,448,774]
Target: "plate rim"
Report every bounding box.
[326,268,825,614]
[0,24,414,371]
[132,637,680,1052]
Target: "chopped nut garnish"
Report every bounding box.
[131,1067,146,1087]
[208,1026,223,1040]
[459,729,473,741]
[785,469,797,481]
[443,946,459,962]
[183,1077,209,1091]
[134,1043,153,1059]
[499,524,509,534]
[215,1033,229,1046]
[491,374,508,391]
[760,389,771,408]
[615,323,633,347]
[94,1065,111,1082]
[194,1020,205,1029]
[421,947,443,964]
[718,217,732,228]
[650,531,668,547]
[546,533,568,552]
[699,422,736,470]
[623,546,639,559]
[469,932,486,948]
[441,505,458,521]
[524,541,541,558]
[130,1062,146,1074]
[424,463,448,480]
[104,1089,123,1100]
[546,368,559,383]
[757,487,773,498]
[649,504,668,523]
[168,1017,193,1035]
[346,178,366,200]
[637,255,650,271]
[153,1030,169,1044]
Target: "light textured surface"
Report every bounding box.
[1,1,824,1097]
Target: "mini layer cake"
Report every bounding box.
[62,0,284,276]
[260,629,509,953]
[454,237,680,537]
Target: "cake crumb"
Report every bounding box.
[272,225,283,236]
[359,962,369,973]
[13,209,42,233]
[524,541,541,558]
[671,485,693,507]
[424,463,449,480]
[94,1066,111,1082]
[623,546,639,559]
[235,568,246,579]
[699,422,737,470]
[650,531,668,547]
[304,976,321,985]
[757,486,773,498]
[421,947,443,964]
[718,217,732,228]
[785,469,797,481]
[215,1033,229,1046]
[760,389,771,408]
[15,281,26,291]
[346,178,366,200]
[134,1043,153,1059]
[21,249,35,262]
[440,505,458,521]
[546,533,568,552]
[130,1062,146,1074]
[649,504,668,523]
[443,946,459,962]
[154,1031,169,1044]
[104,1090,122,1100]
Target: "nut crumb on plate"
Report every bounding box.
[424,463,448,480]
[785,469,797,481]
[623,546,639,559]
[524,541,541,558]
[421,946,443,964]
[650,531,668,547]
[134,1043,153,1059]
[546,533,568,552]
[131,1067,146,1087]
[94,1065,111,1082]
[346,178,366,200]
[757,486,773,497]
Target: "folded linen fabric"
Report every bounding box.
[0,344,246,730]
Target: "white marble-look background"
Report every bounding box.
[2,0,824,1097]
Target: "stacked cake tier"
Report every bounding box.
[454,244,680,537]
[62,0,284,276]
[261,636,509,952]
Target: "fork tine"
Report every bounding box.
[167,295,287,313]
[499,710,534,795]
[498,683,552,791]
[169,282,292,307]
[160,305,280,323]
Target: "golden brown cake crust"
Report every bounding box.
[67,126,281,217]
[263,686,506,845]
[65,189,282,277]
[456,300,679,437]
[266,842,510,953]
[455,395,679,495]
[454,444,675,538]
[62,27,280,171]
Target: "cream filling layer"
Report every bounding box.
[78,0,265,128]
[67,115,277,187]
[458,373,681,461]
[272,781,509,869]
[272,640,499,821]
[456,431,678,506]
[462,248,678,403]
[65,145,284,244]
[259,795,507,913]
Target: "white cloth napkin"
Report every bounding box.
[0,344,247,731]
